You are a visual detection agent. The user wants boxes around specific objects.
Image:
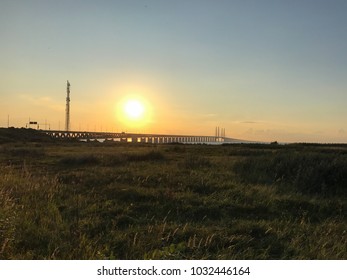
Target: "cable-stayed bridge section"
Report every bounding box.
[42,130,233,144]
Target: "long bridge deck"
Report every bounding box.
[42,130,234,144]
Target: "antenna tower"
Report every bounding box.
[65,80,71,131]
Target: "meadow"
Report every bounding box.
[0,129,346,259]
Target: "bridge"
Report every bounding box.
[42,130,239,144]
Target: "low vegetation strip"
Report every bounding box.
[59,150,166,166]
[0,137,346,259]
[233,150,347,195]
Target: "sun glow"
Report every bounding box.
[115,94,153,131]
[124,99,144,119]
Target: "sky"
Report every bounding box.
[1,0,347,143]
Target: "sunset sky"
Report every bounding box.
[1,0,347,143]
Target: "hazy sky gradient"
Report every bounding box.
[1,0,347,142]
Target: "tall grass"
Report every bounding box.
[0,142,346,259]
[233,150,347,195]
[59,150,166,167]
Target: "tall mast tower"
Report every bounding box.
[65,80,71,131]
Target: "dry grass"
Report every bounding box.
[0,140,346,259]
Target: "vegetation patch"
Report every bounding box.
[60,155,100,166]
[233,150,347,195]
[0,138,346,259]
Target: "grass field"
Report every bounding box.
[0,129,346,259]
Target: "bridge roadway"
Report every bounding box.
[42,130,227,144]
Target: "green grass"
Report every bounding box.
[0,134,346,259]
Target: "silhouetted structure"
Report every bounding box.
[65,80,71,131]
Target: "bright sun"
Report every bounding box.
[124,99,145,120]
[115,94,152,129]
